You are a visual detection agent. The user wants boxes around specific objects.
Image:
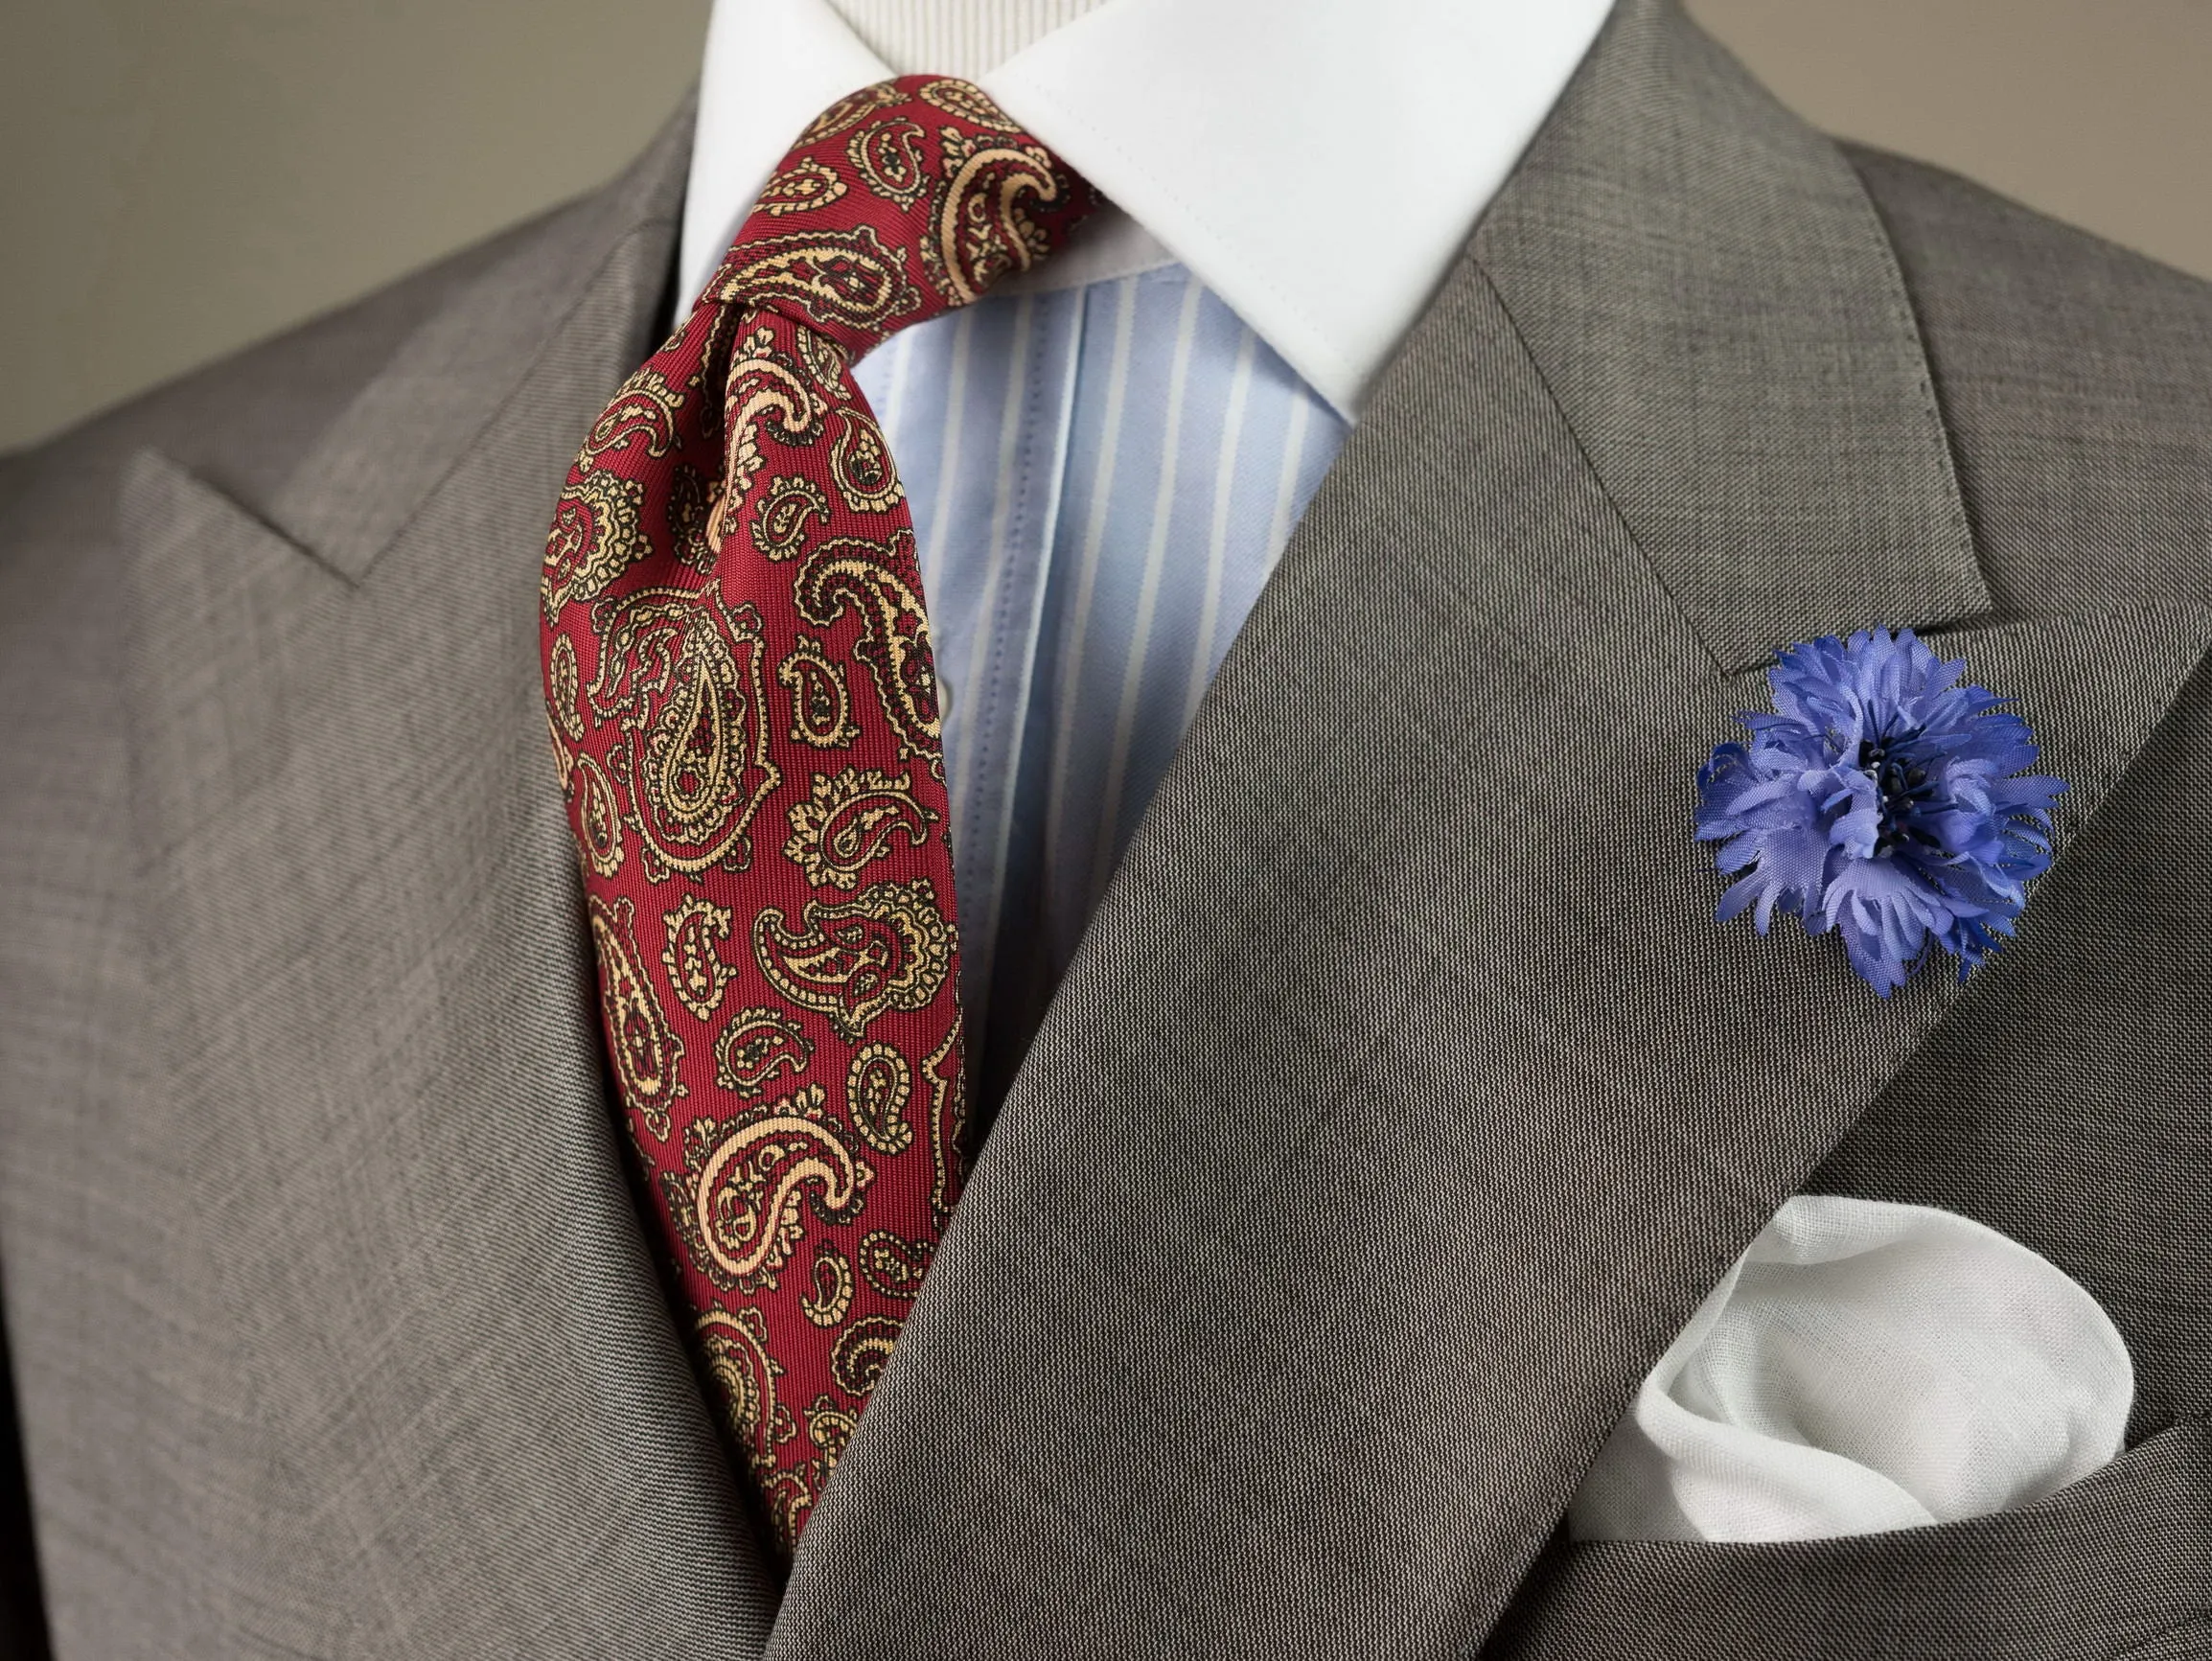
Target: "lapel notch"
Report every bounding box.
[122,448,353,853]
[1475,0,1989,671]
[265,95,696,583]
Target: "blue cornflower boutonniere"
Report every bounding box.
[1695,628,2066,996]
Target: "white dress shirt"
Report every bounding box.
[680,0,1614,411]
[680,0,1611,1072]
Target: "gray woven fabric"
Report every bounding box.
[0,1,2208,1655]
[1470,127,2212,1661]
[0,102,779,1659]
[1809,143,2212,1451]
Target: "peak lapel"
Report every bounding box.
[1476,0,1989,671]
[119,101,783,1653]
[770,5,2212,1659]
[263,102,694,583]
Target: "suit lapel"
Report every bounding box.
[1472,0,1987,671]
[772,5,2212,1659]
[119,104,785,1654]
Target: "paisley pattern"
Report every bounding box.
[541,77,1098,1556]
[752,476,831,561]
[662,1083,872,1292]
[858,1228,933,1300]
[800,1237,857,1328]
[542,471,647,622]
[756,156,846,219]
[783,768,936,890]
[777,634,862,750]
[828,410,904,514]
[661,896,737,1020]
[752,878,955,1043]
[850,116,928,208]
[715,1005,815,1096]
[696,1306,792,1481]
[844,1042,915,1153]
[568,754,625,878]
[590,588,780,878]
[586,895,684,1142]
[795,532,945,775]
[547,634,585,742]
[582,367,682,465]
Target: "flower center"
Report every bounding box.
[1856,728,1937,856]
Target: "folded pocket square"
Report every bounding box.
[1570,1194,2132,1542]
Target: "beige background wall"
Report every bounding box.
[3,0,2207,453]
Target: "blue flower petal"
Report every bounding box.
[1695,628,2065,994]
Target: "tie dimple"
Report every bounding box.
[540,76,1098,1556]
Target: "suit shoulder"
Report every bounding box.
[1844,144,2212,610]
[1845,143,2212,424]
[0,202,560,589]
[0,205,572,814]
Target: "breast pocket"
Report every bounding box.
[1481,1419,2212,1661]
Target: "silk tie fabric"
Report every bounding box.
[541,76,1098,1554]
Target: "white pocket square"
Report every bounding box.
[1569,1194,2132,1542]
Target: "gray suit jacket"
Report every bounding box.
[2,3,2207,1656]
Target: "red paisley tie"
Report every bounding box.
[540,78,1098,1554]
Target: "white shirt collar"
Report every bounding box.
[680,0,1614,416]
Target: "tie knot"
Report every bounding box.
[706,76,1100,359]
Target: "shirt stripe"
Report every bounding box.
[853,262,1348,1072]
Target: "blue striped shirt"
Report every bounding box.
[854,262,1348,1077]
